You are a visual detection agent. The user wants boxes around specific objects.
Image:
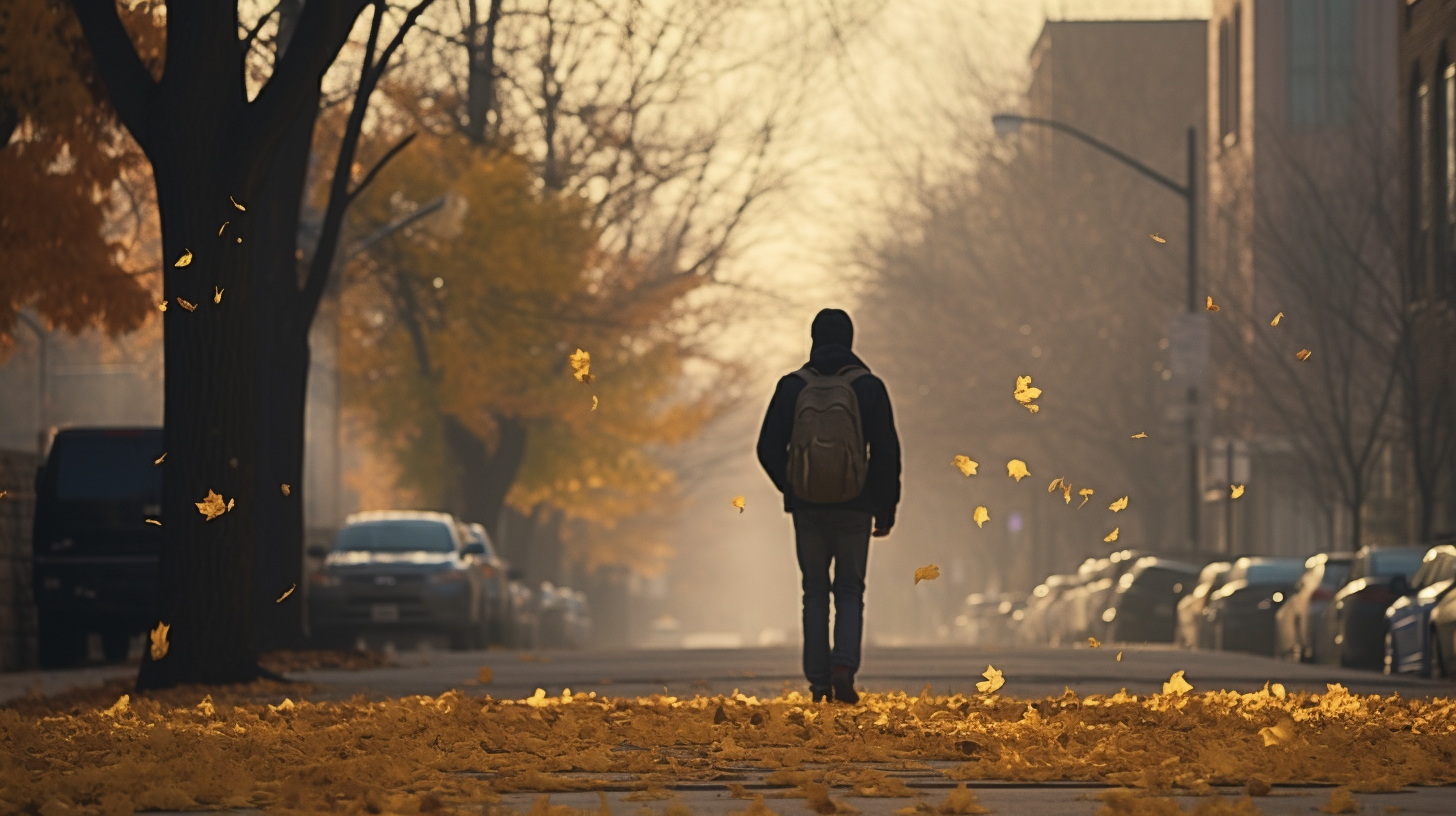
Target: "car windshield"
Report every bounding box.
[1321,562,1352,587]
[1242,561,1305,585]
[1368,549,1425,578]
[54,433,163,502]
[335,520,455,553]
[1132,566,1200,592]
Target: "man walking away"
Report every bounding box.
[756,308,901,704]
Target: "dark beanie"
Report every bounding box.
[810,308,854,349]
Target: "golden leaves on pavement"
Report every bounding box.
[174,249,193,267]
[1078,488,1093,509]
[1259,716,1295,747]
[914,564,940,584]
[1231,484,1245,499]
[478,666,493,684]
[1013,375,1041,413]
[177,297,197,312]
[196,489,228,521]
[276,584,296,603]
[154,452,167,465]
[1162,670,1192,696]
[145,519,161,526]
[1206,296,1219,312]
[569,348,593,383]
[230,195,246,211]
[1130,431,1147,439]
[1297,348,1313,361]
[214,286,224,304]
[1150,233,1166,243]
[281,484,291,496]
[972,506,989,528]
[1006,459,1030,482]
[953,455,978,476]
[1271,312,1284,326]
[975,665,1004,694]
[1087,637,1100,649]
[1109,496,1128,513]
[1103,528,1119,542]
[149,622,170,660]
[732,495,746,514]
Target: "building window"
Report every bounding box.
[1286,0,1356,128]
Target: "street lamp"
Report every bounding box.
[992,113,1203,553]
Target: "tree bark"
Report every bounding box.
[441,413,528,531]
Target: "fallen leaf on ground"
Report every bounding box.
[1317,787,1359,813]
[569,348,593,383]
[1259,716,1295,747]
[1109,496,1129,512]
[154,452,166,465]
[1006,459,1030,482]
[230,195,246,211]
[1297,349,1313,361]
[1206,295,1219,312]
[276,584,295,603]
[1130,432,1147,439]
[177,297,197,312]
[149,622,169,660]
[936,784,989,814]
[1271,312,1283,326]
[976,665,1004,694]
[196,490,227,521]
[1104,528,1119,542]
[478,666,493,684]
[973,506,989,528]
[1230,484,1245,499]
[953,455,978,476]
[1150,233,1166,243]
[174,249,192,267]
[914,565,940,584]
[1163,670,1192,696]
[1088,637,1100,649]
[732,495,746,514]
[281,484,291,496]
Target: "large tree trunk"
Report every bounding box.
[441,413,528,531]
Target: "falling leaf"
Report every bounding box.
[174,249,193,267]
[1109,496,1129,513]
[218,221,229,236]
[1259,716,1295,747]
[975,665,1004,694]
[973,506,989,528]
[1150,233,1166,243]
[1271,312,1283,326]
[230,195,246,211]
[156,300,167,312]
[276,584,296,603]
[591,395,598,411]
[914,564,940,584]
[1061,482,1072,504]
[154,452,167,465]
[953,455,978,476]
[1047,477,1063,493]
[1116,651,1123,662]
[214,286,224,304]
[0,490,6,500]
[1230,484,1245,499]
[1012,375,1042,413]
[1206,295,1219,312]
[149,622,170,661]
[1162,670,1192,696]
[1006,459,1030,482]
[145,519,161,526]
[568,348,593,383]
[281,484,291,496]
[1130,432,1147,439]
[732,495,746,514]
[1296,348,1312,361]
[1103,527,1119,542]
[177,297,196,312]
[226,498,235,512]
[1078,488,1094,509]
[235,237,241,243]
[1088,637,1100,649]
[478,666,493,684]
[196,489,228,521]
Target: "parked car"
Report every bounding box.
[990,593,1027,645]
[1086,550,1143,640]
[307,511,491,650]
[1274,552,1354,663]
[1428,572,1456,678]
[1104,556,1201,643]
[505,579,540,648]
[1319,546,1427,668]
[465,523,512,643]
[1385,545,1456,676]
[1176,561,1231,649]
[1204,557,1306,655]
[1056,558,1106,644]
[32,427,164,667]
[1018,574,1077,645]
[954,593,1003,646]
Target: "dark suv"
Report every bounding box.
[32,427,163,667]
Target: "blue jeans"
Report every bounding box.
[793,507,871,694]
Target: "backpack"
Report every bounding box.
[787,365,869,503]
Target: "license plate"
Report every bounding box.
[371,603,400,623]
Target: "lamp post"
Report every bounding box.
[992,113,1202,553]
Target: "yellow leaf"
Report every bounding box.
[1061,482,1072,504]
[226,497,235,512]
[230,195,246,211]
[156,300,168,312]
[1109,495,1128,512]
[1047,477,1063,493]
[174,249,192,267]
[1150,233,1166,243]
[1230,484,1245,499]
[149,622,170,661]
[276,584,296,603]
[732,495,746,514]
[1078,488,1093,509]
[1115,651,1122,662]
[1130,431,1147,439]
[953,455,978,476]
[154,452,166,465]
[1271,311,1283,326]
[591,395,598,411]
[1006,459,1030,482]
[1296,348,1312,361]
[1013,375,1042,412]
[478,666,493,684]
[973,506,989,528]
[1259,716,1295,747]
[195,489,228,521]
[1162,670,1192,696]
[177,297,196,312]
[145,519,161,526]
[1271,682,1286,699]
[569,348,593,383]
[281,483,291,496]
[914,564,940,584]
[1103,527,1119,542]
[975,665,1004,694]
[213,286,224,304]
[1088,637,1100,649]
[218,221,229,236]
[1206,295,1219,312]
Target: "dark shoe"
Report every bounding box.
[830,666,858,705]
[810,685,831,703]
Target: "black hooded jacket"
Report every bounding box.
[755,342,902,529]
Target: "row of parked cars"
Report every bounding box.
[1002,540,1456,676]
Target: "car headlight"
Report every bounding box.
[309,573,341,588]
[429,570,467,584]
